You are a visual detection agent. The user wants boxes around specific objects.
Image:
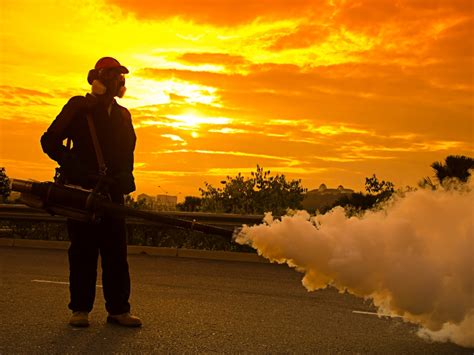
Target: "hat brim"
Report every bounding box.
[118,66,129,74]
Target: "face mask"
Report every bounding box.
[117,84,126,98]
[116,75,126,98]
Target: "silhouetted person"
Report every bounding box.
[41,57,141,327]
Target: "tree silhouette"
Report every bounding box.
[334,174,395,215]
[176,196,202,212]
[0,167,11,202]
[365,174,395,195]
[431,155,474,184]
[199,165,306,215]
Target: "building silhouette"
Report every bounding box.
[137,193,177,211]
[302,184,354,213]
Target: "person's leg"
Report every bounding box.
[99,216,131,315]
[67,219,99,313]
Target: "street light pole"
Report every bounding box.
[157,185,168,195]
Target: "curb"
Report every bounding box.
[0,238,267,264]
[13,239,69,250]
[0,238,14,247]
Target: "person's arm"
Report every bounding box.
[41,95,97,163]
[40,96,83,163]
[41,95,98,183]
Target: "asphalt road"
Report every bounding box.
[0,246,470,354]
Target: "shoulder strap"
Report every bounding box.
[86,114,107,176]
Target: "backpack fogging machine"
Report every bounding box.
[11,179,236,241]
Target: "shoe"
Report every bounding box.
[107,312,142,327]
[69,311,89,327]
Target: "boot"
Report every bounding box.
[107,312,142,327]
[69,311,89,327]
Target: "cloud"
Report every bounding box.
[177,52,250,70]
[167,93,188,102]
[208,127,248,134]
[105,0,330,26]
[336,140,468,154]
[134,61,472,142]
[0,85,54,99]
[266,24,331,51]
[106,0,471,30]
[0,85,56,109]
[153,148,303,166]
[332,0,471,35]
[306,124,372,136]
[136,60,471,106]
[426,18,473,61]
[161,133,187,146]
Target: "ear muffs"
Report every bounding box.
[89,68,107,94]
[88,68,107,95]
[91,79,107,95]
[87,69,98,85]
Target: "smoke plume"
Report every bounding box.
[235,183,473,347]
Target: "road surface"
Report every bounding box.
[0,246,470,353]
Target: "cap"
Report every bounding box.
[94,57,129,74]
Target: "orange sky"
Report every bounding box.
[0,0,472,199]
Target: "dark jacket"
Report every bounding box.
[41,95,136,196]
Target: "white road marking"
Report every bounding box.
[31,279,102,288]
[352,310,402,318]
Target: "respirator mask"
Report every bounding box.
[87,68,127,98]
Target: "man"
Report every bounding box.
[41,57,141,327]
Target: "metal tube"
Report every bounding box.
[11,179,235,241]
[11,179,35,194]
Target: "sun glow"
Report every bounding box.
[166,113,232,128]
[161,134,186,143]
[133,53,226,73]
[139,112,232,131]
[121,77,219,109]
